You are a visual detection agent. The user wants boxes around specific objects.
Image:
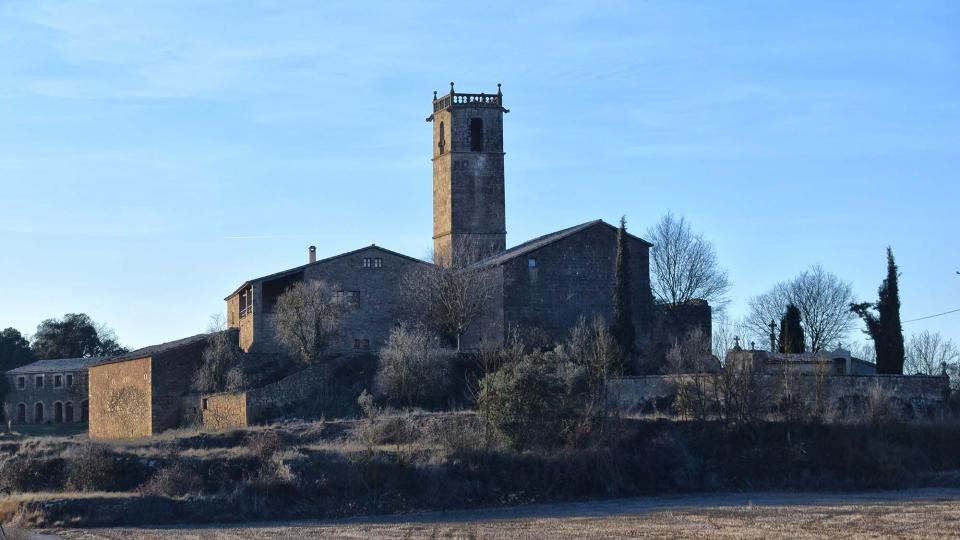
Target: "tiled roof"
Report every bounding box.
[7,357,104,374]
[93,332,215,367]
[474,219,652,268]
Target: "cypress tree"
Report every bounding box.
[778,303,805,354]
[850,247,905,374]
[610,216,635,370]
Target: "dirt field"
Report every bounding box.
[35,488,960,539]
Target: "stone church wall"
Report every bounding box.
[500,223,653,345]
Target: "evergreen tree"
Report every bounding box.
[778,304,805,354]
[610,216,635,370]
[0,328,36,423]
[850,247,905,374]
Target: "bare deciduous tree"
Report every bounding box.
[272,280,348,364]
[375,323,453,407]
[402,239,499,351]
[905,330,959,376]
[850,340,877,364]
[646,212,731,310]
[559,315,620,406]
[711,314,752,360]
[664,327,716,421]
[193,314,249,394]
[746,265,855,352]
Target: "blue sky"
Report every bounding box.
[0,0,957,350]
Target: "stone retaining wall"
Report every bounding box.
[610,373,950,419]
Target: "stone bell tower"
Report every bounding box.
[427,82,508,267]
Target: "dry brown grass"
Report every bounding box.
[48,489,960,540]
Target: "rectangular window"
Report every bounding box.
[66,374,74,387]
[528,257,537,268]
[17,377,25,389]
[239,287,253,318]
[362,257,372,268]
[353,339,370,350]
[374,258,383,268]
[35,376,43,389]
[54,375,63,388]
[337,290,360,306]
[202,398,209,410]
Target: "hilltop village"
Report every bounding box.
[2,85,948,439]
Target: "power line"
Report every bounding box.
[903,307,960,324]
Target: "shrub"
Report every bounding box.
[375,324,453,408]
[65,444,119,492]
[0,457,65,493]
[244,430,283,461]
[140,462,203,497]
[243,455,300,498]
[478,352,577,450]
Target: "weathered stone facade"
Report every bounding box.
[202,363,329,429]
[88,333,211,439]
[201,392,248,430]
[226,245,430,355]
[223,84,711,360]
[3,358,97,425]
[471,220,655,347]
[429,85,507,266]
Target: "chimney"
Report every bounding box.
[308,246,316,264]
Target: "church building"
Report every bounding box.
[225,84,705,357]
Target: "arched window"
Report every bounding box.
[80,400,89,423]
[16,403,26,423]
[438,121,446,155]
[469,118,483,151]
[65,402,75,423]
[54,402,64,423]
[35,402,44,423]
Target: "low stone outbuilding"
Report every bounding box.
[88,333,215,439]
[3,357,99,425]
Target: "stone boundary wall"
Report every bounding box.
[201,364,328,429]
[610,373,950,419]
[202,392,248,430]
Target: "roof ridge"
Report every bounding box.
[225,244,428,299]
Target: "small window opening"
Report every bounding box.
[354,339,371,350]
[35,376,43,389]
[16,403,26,423]
[362,257,372,268]
[66,374,74,387]
[438,121,446,155]
[202,398,209,410]
[54,375,63,388]
[374,258,383,268]
[469,118,484,151]
[528,258,537,268]
[17,377,25,389]
[337,290,360,307]
[35,402,44,422]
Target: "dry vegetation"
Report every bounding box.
[46,489,960,539]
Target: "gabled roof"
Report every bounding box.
[7,357,104,375]
[225,244,429,300]
[474,219,652,268]
[92,332,214,367]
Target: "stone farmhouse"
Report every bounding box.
[3,358,97,425]
[87,333,213,439]
[225,84,708,356]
